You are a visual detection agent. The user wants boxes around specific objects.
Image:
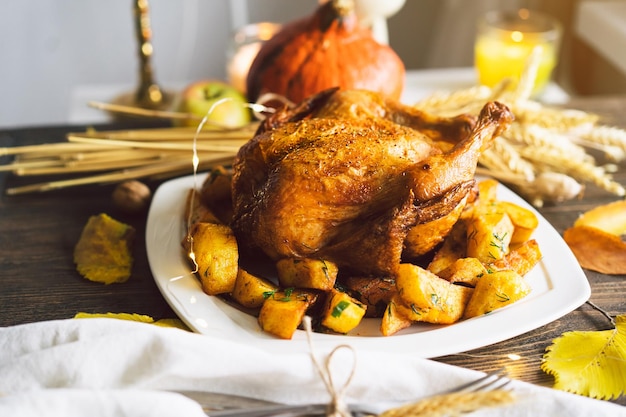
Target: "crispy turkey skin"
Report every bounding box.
[231,89,513,276]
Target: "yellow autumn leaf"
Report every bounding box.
[74,312,155,322]
[152,318,191,331]
[74,312,190,330]
[541,314,626,400]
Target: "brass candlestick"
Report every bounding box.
[113,0,173,113]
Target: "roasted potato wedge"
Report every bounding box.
[427,219,468,275]
[258,289,319,339]
[476,178,499,204]
[321,289,367,334]
[404,196,468,259]
[396,263,472,324]
[389,293,458,325]
[438,257,487,287]
[498,201,539,245]
[276,258,338,291]
[188,222,238,295]
[380,295,413,336]
[466,203,514,263]
[231,268,278,309]
[489,239,542,276]
[463,270,531,319]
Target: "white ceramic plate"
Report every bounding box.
[146,174,590,357]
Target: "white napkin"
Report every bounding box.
[1,318,623,417]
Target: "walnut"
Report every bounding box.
[112,180,152,213]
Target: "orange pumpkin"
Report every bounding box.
[246,0,405,104]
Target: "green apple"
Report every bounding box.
[175,80,251,129]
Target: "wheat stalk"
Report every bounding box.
[0,124,254,194]
[379,390,515,417]
[414,73,626,206]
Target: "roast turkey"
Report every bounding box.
[231,88,513,276]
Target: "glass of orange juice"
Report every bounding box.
[474,9,562,96]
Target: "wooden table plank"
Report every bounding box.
[1,97,625,405]
[0,124,178,325]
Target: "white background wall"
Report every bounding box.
[1,0,607,129]
[0,0,319,128]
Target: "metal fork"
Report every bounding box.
[199,369,511,417]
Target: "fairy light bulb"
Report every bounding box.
[187,242,198,274]
[510,31,524,43]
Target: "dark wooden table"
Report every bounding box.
[1,96,625,406]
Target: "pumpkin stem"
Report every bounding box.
[332,0,354,17]
[319,0,355,32]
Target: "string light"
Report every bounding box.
[185,97,233,274]
[448,351,542,361]
[184,97,278,274]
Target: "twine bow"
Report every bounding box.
[303,316,357,417]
